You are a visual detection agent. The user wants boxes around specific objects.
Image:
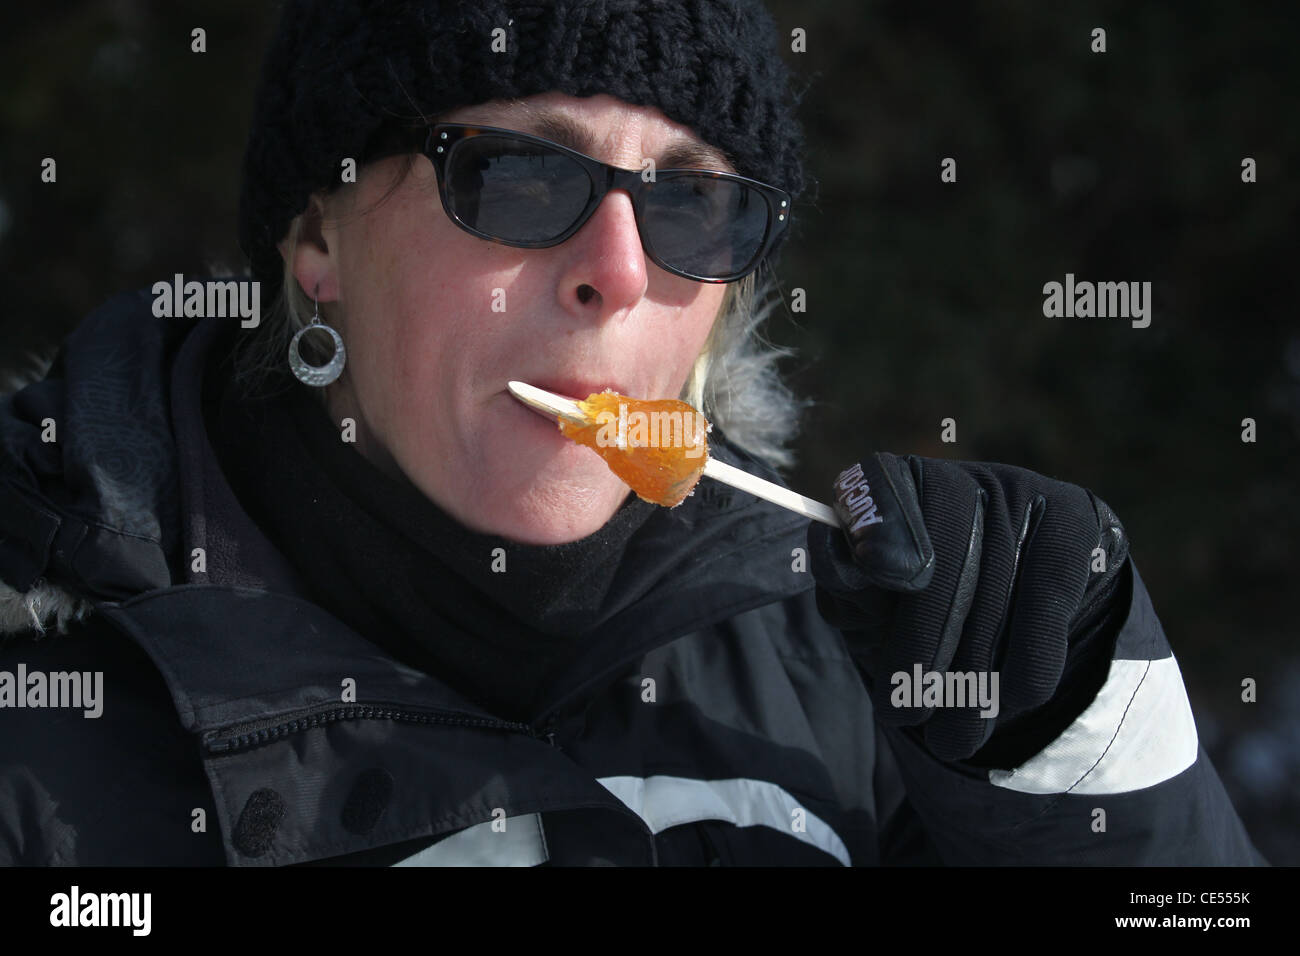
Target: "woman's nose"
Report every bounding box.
[556,189,648,318]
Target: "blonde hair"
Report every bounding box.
[234,164,804,471]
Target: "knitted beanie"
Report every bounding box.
[237,0,806,299]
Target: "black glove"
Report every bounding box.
[808,452,1131,766]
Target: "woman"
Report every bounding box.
[0,0,1263,865]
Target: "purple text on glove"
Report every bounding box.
[834,462,884,532]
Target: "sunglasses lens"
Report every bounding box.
[445,135,591,242]
[641,175,770,279]
[437,129,778,280]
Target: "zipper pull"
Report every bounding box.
[536,715,560,750]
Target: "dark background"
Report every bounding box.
[2,1,1296,862]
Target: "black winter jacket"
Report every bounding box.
[0,290,1266,865]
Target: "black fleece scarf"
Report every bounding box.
[209,370,658,723]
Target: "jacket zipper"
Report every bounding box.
[204,701,544,755]
[537,713,560,750]
[206,700,659,862]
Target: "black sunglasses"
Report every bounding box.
[364,122,790,283]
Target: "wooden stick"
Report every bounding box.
[702,457,840,527]
[507,380,590,425]
[507,381,842,528]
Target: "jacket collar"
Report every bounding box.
[99,585,505,734]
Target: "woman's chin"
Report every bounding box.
[495,471,630,544]
[395,399,632,542]
[452,498,619,545]
[440,445,629,544]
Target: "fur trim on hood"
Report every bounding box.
[0,577,94,636]
[0,291,186,639]
[0,350,95,636]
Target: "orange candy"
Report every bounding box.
[559,391,711,507]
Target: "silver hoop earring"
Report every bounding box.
[288,292,346,387]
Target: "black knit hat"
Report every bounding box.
[237,0,806,300]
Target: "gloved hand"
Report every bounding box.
[807,452,1131,767]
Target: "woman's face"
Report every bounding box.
[289,92,730,544]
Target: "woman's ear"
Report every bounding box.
[280,194,341,302]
